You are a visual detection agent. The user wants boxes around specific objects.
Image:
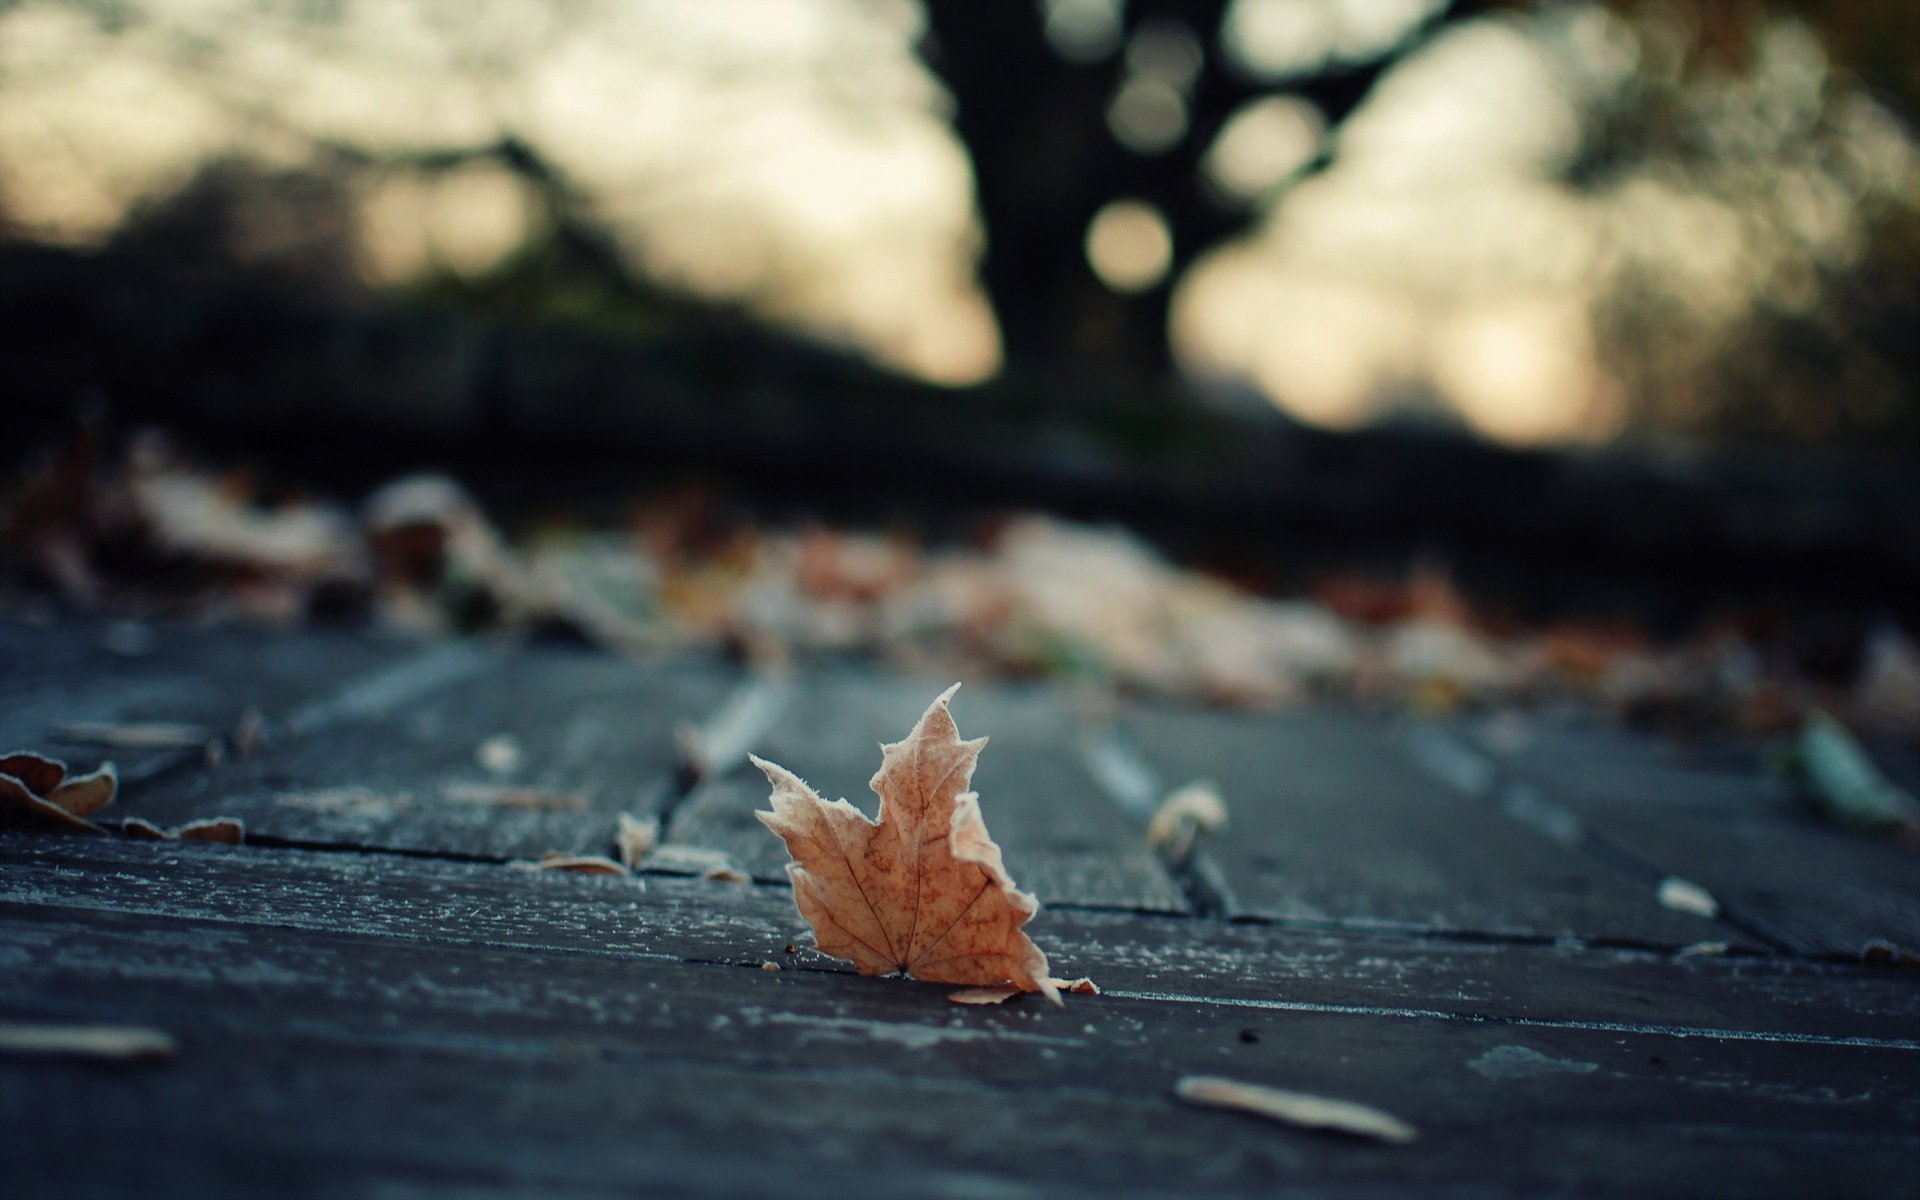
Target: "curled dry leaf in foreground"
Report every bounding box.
[754,684,1067,1004]
[0,752,118,833]
[1174,1076,1418,1145]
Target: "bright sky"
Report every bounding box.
[0,0,1911,445]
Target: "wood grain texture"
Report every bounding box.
[4,836,1916,1044]
[666,670,1188,912]
[1471,717,1920,957]
[0,617,411,782]
[2,838,1917,1199]
[1121,704,1740,945]
[126,642,740,859]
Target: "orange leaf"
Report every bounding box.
[754,684,1061,1004]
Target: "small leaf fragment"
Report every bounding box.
[0,1021,177,1061]
[534,853,630,876]
[1780,710,1920,834]
[475,734,523,775]
[1657,876,1720,918]
[702,865,751,883]
[118,815,245,843]
[1677,940,1731,958]
[615,812,660,868]
[1146,781,1228,860]
[1174,1076,1418,1144]
[0,753,114,833]
[176,816,245,844]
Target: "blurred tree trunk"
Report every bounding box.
[922,0,1483,382]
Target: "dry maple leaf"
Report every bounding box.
[753,683,1060,1004]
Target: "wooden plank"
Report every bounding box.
[2,870,1917,1198]
[1471,718,1920,957]
[1466,716,1790,812]
[3,835,1915,1044]
[127,643,741,860]
[1547,806,1920,958]
[0,616,411,782]
[663,670,1187,912]
[1120,704,1739,945]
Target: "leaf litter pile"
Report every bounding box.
[7,427,1917,752]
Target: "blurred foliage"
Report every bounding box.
[1578,1,1920,450]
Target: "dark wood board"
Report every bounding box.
[4,861,1918,1199]
[1467,717,1920,957]
[1121,704,1733,945]
[4,835,1915,1046]
[126,643,741,859]
[1550,805,1920,958]
[664,670,1188,912]
[0,616,423,783]
[1466,715,1792,813]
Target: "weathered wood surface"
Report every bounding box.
[1120,704,1736,946]
[665,670,1188,912]
[0,616,408,783]
[1470,717,1920,957]
[4,837,1918,1200]
[6,619,1920,1198]
[5,837,1918,1044]
[24,626,745,859]
[138,642,736,859]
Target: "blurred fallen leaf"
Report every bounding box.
[755,683,1070,1004]
[1657,876,1721,918]
[0,1021,177,1062]
[0,752,117,833]
[1780,710,1920,837]
[532,853,630,876]
[1146,781,1229,862]
[1174,1076,1418,1144]
[615,812,660,868]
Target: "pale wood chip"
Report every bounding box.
[0,1021,177,1061]
[1174,1076,1417,1144]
